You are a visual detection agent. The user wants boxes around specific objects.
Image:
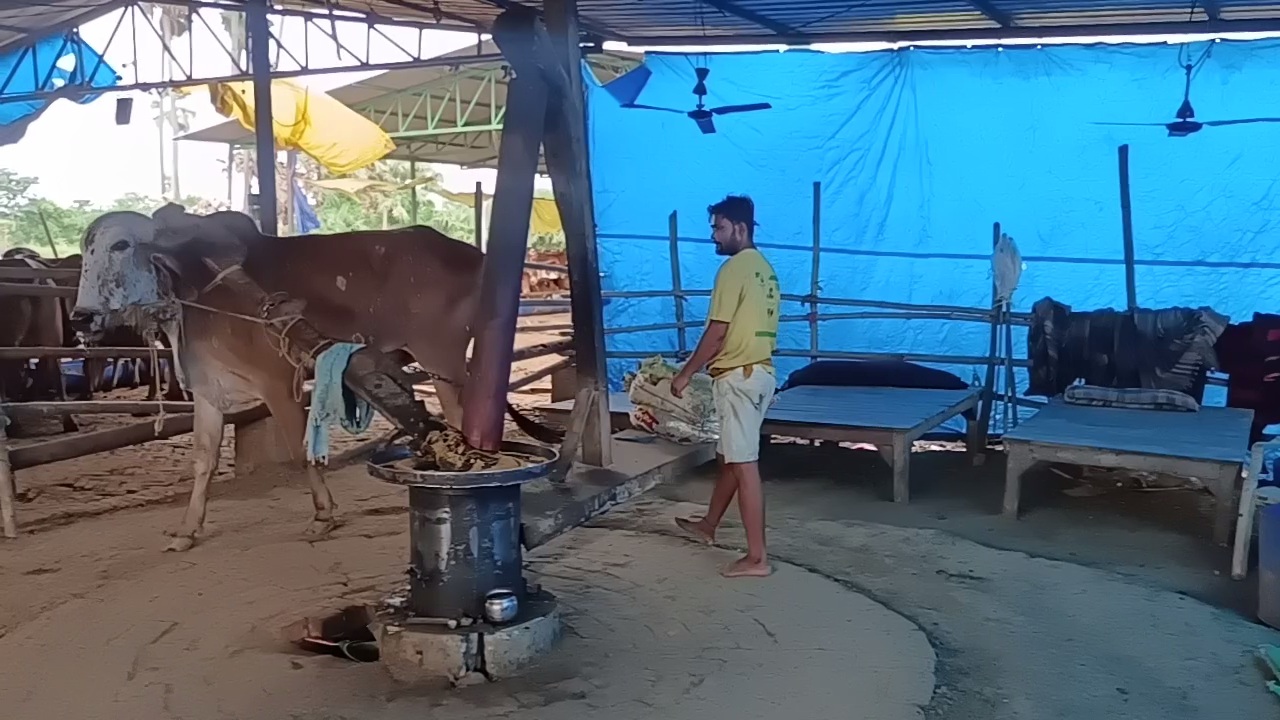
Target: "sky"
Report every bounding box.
[1,7,1278,210]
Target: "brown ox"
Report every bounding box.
[0,249,77,434]
[70,206,559,552]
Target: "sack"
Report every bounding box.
[623,356,718,444]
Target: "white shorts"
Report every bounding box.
[712,365,776,464]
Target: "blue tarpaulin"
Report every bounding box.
[0,31,119,145]
[589,39,1280,432]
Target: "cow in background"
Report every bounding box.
[0,248,77,433]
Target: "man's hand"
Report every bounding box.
[670,371,690,399]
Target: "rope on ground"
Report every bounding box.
[305,342,374,466]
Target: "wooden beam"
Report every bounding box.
[544,0,613,467]
[1,401,196,418]
[0,267,79,281]
[0,347,171,360]
[967,0,1015,27]
[0,417,15,538]
[0,282,75,298]
[701,0,797,35]
[463,7,550,452]
[1118,144,1137,310]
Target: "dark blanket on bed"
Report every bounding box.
[780,360,976,420]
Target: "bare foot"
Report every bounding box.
[674,516,715,544]
[721,556,771,578]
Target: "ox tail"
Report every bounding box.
[504,402,566,444]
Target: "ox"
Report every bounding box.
[71,205,560,552]
[0,248,77,434]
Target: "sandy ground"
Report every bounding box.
[2,334,1280,718]
[0,463,936,720]
[4,314,570,534]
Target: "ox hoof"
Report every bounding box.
[304,518,341,537]
[164,535,196,552]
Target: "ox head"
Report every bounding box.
[71,203,258,340]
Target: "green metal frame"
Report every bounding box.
[359,68,507,140]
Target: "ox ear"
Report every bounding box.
[149,250,198,302]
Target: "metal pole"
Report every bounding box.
[474,180,485,248]
[669,211,687,356]
[409,160,418,225]
[247,0,278,235]
[1118,144,1137,310]
[809,180,821,363]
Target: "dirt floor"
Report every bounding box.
[2,337,1279,718]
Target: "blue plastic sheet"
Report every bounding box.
[0,32,119,144]
[588,39,1280,434]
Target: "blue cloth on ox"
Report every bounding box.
[305,343,374,465]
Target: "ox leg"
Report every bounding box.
[164,394,225,552]
[260,387,339,536]
[164,359,187,401]
[408,336,467,429]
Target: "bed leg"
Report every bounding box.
[966,415,987,466]
[1003,442,1034,519]
[1232,450,1261,579]
[1214,463,1242,548]
[891,435,911,503]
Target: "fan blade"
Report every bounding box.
[694,114,716,134]
[1202,117,1280,127]
[1091,121,1173,127]
[621,103,687,115]
[711,103,772,115]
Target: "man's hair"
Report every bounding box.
[708,195,756,237]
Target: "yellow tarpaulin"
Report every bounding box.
[309,179,563,237]
[436,189,562,237]
[209,79,394,175]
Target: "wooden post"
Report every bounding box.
[810,180,822,363]
[1118,144,1137,310]
[0,413,15,539]
[543,0,612,467]
[247,0,278,235]
[463,10,549,451]
[474,181,485,249]
[669,211,687,356]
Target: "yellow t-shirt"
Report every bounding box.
[706,248,780,371]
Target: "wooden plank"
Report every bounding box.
[0,418,14,538]
[0,347,172,360]
[2,401,196,417]
[0,282,76,298]
[1003,401,1253,464]
[0,267,79,281]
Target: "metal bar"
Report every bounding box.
[543,0,613,467]
[809,180,821,363]
[606,348,1029,368]
[247,0,278,235]
[623,18,1280,46]
[409,160,419,225]
[966,0,1015,26]
[669,211,687,356]
[701,0,797,35]
[391,124,504,138]
[1118,144,1137,310]
[474,181,485,248]
[976,222,1001,447]
[1201,1,1223,21]
[460,68,548,451]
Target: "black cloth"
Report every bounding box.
[780,360,975,420]
[1026,297,1226,402]
[1216,313,1280,444]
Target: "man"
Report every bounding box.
[670,194,780,578]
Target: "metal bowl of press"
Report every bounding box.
[484,588,519,624]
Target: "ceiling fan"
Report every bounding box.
[1094,62,1280,137]
[621,67,771,134]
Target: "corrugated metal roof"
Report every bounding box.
[7,0,1280,54]
[0,0,128,56]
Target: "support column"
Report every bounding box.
[460,33,548,450]
[543,0,612,467]
[246,0,278,235]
